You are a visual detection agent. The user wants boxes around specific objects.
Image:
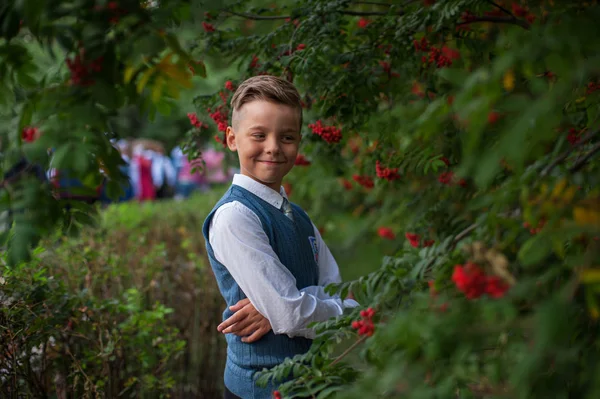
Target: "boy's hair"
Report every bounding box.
[230,75,303,129]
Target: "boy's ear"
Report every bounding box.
[226,126,237,151]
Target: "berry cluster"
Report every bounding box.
[202,22,215,32]
[294,154,311,166]
[567,127,582,145]
[351,308,376,336]
[488,111,501,124]
[357,18,370,28]
[308,120,342,144]
[375,160,400,181]
[273,390,282,399]
[511,2,536,24]
[208,107,228,132]
[341,178,353,191]
[523,219,546,235]
[22,126,39,142]
[378,227,395,240]
[587,81,600,94]
[352,174,374,189]
[405,232,434,248]
[66,52,103,87]
[225,80,235,91]
[187,112,208,129]
[438,171,466,187]
[413,38,459,68]
[452,262,509,299]
[249,55,260,70]
[379,61,400,78]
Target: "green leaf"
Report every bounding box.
[518,234,553,267]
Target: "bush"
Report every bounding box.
[0,191,227,398]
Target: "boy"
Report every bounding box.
[202,75,358,399]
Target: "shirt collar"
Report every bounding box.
[232,174,288,209]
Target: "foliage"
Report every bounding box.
[2,0,600,398]
[0,0,212,263]
[188,0,600,398]
[0,193,226,397]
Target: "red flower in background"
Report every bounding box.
[375,160,400,181]
[308,120,342,143]
[438,171,454,185]
[352,174,374,189]
[405,232,420,248]
[225,80,235,91]
[341,178,353,191]
[294,154,311,166]
[567,128,581,145]
[208,107,228,132]
[66,51,103,87]
[202,22,215,32]
[378,227,396,240]
[452,262,509,299]
[187,112,208,129]
[22,126,39,142]
[352,307,376,336]
[485,276,509,298]
[423,239,435,247]
[488,111,501,124]
[452,263,487,299]
[357,18,370,28]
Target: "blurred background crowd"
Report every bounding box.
[4,135,235,205]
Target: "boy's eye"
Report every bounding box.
[252,133,265,139]
[282,136,296,142]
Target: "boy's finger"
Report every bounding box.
[223,318,253,334]
[233,325,257,337]
[217,311,247,332]
[229,298,251,311]
[242,328,268,343]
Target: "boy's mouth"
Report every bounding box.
[258,160,285,164]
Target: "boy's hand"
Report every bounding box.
[217,298,272,343]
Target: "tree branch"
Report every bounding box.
[351,1,393,6]
[342,10,402,16]
[329,335,369,367]
[457,16,530,30]
[485,0,515,18]
[569,141,600,173]
[541,129,600,177]
[223,10,290,20]
[223,8,402,21]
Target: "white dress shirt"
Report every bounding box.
[209,174,358,339]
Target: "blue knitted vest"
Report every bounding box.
[202,185,319,399]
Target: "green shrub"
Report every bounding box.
[1,191,227,398]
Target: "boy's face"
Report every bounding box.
[226,100,301,192]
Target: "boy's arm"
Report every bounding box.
[210,202,356,339]
[282,223,359,339]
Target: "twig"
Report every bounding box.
[486,0,515,17]
[569,141,600,173]
[352,1,393,6]
[452,223,478,246]
[342,10,402,16]
[223,10,290,20]
[329,335,369,367]
[457,16,530,30]
[223,9,401,21]
[541,129,600,176]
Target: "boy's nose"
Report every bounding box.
[265,137,281,154]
